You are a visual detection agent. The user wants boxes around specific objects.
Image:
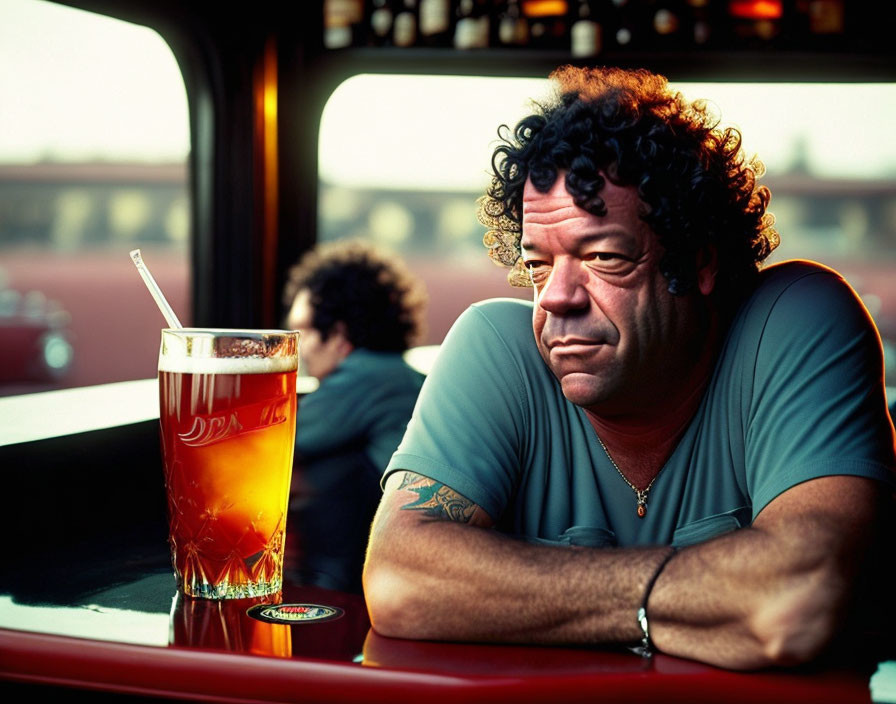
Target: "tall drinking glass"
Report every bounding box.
[158,329,299,599]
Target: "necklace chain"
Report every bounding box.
[597,435,661,519]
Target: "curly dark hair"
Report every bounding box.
[283,240,427,352]
[478,65,778,306]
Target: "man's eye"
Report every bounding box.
[584,251,636,274]
[523,260,547,271]
[523,261,550,285]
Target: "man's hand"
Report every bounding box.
[363,471,889,670]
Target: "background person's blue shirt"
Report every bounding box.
[293,348,425,591]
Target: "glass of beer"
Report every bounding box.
[158,329,299,599]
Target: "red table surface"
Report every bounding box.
[0,611,879,703]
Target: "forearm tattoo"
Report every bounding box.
[398,472,477,523]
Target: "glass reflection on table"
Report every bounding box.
[169,591,292,658]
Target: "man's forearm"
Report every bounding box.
[364,513,668,646]
[649,477,876,668]
[364,474,880,669]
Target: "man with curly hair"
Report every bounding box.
[283,239,427,593]
[363,67,896,668]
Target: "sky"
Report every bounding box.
[0,0,189,163]
[319,75,896,190]
[2,0,896,189]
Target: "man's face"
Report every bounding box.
[521,174,712,416]
[286,289,350,380]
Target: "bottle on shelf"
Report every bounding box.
[806,0,845,35]
[495,0,530,48]
[367,0,396,46]
[687,0,713,47]
[323,0,366,49]
[788,0,845,49]
[520,0,570,51]
[454,0,490,49]
[393,0,419,47]
[418,0,456,47]
[570,0,602,57]
[726,0,783,46]
[605,0,642,51]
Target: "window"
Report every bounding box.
[318,74,896,383]
[0,0,190,395]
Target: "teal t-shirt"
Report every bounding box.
[385,261,896,548]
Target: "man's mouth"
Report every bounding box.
[548,337,605,350]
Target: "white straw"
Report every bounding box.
[129,249,183,329]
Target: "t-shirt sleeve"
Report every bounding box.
[746,268,896,516]
[384,302,530,521]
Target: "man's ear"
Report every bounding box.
[331,321,354,357]
[696,246,718,297]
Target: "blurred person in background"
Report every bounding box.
[283,239,427,593]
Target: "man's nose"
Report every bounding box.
[537,259,589,314]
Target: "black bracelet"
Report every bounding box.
[633,547,678,658]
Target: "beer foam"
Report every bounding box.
[158,355,297,374]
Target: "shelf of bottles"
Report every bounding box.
[321,1,881,59]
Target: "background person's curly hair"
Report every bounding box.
[479,65,779,307]
[283,240,427,352]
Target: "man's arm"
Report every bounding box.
[363,471,888,670]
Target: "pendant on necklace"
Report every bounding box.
[636,492,647,518]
